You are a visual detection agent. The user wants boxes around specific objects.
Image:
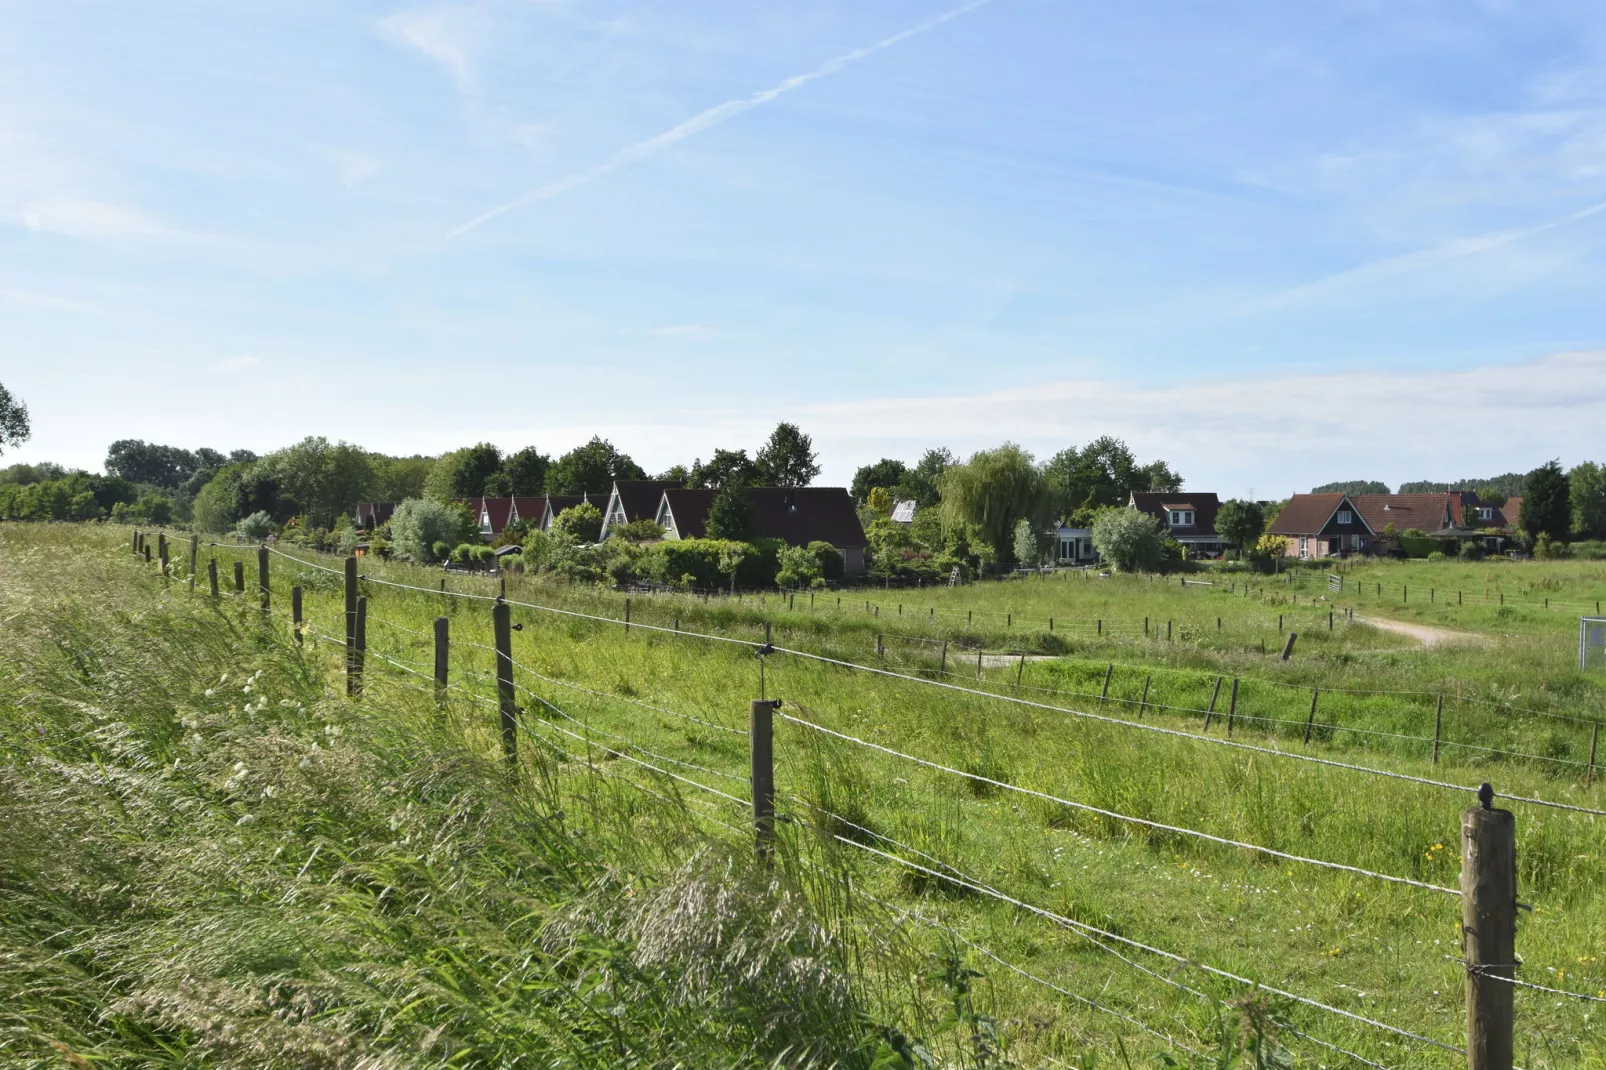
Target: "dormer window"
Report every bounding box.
[1478,507,1493,521]
[1337,510,1352,525]
[1168,509,1194,527]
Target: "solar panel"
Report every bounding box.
[891,500,917,523]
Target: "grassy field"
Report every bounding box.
[7,524,1606,1067]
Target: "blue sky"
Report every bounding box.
[4,0,1606,496]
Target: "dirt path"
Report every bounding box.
[1352,615,1486,648]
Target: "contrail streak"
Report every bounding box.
[446,0,997,240]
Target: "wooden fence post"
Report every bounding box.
[494,601,517,765]
[352,596,367,697]
[1433,695,1444,765]
[977,647,984,679]
[1097,618,1101,636]
[624,597,631,633]
[1461,786,1516,1070]
[158,534,169,576]
[876,633,884,658]
[1587,722,1598,781]
[1166,619,1172,640]
[750,699,777,863]
[1280,632,1298,660]
[434,617,450,701]
[939,641,948,674]
[1016,652,1025,686]
[292,586,303,644]
[1226,678,1239,736]
[1303,688,1319,744]
[208,557,219,599]
[258,545,270,612]
[344,557,358,696]
[132,529,140,554]
[1138,676,1150,716]
[144,542,152,565]
[188,535,199,592]
[1204,676,1222,728]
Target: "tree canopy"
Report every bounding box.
[754,422,820,487]
[938,444,1051,565]
[1519,460,1570,543]
[0,383,29,456]
[1570,461,1606,539]
[851,459,908,504]
[1311,480,1390,495]
[547,437,645,495]
[1215,499,1265,556]
[687,449,761,491]
[1091,507,1165,572]
[503,447,550,496]
[896,448,954,509]
[1043,436,1181,524]
[705,486,757,542]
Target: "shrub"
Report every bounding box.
[1090,507,1164,572]
[551,501,603,544]
[1426,551,1447,562]
[601,538,644,585]
[807,541,845,583]
[1458,541,1486,561]
[391,498,474,564]
[522,529,553,570]
[235,511,275,540]
[642,538,780,590]
[776,545,824,589]
[613,518,666,543]
[550,539,606,584]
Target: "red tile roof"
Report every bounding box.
[481,497,515,534]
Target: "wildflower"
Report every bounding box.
[236,813,257,826]
[204,689,215,698]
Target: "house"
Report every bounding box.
[1053,526,1097,565]
[355,502,396,530]
[1128,492,1224,557]
[1268,491,1522,558]
[655,486,870,574]
[511,496,547,528]
[599,480,681,539]
[477,497,515,541]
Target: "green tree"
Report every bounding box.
[104,440,199,488]
[265,437,374,529]
[705,486,756,541]
[937,444,1050,565]
[852,459,909,504]
[1569,461,1606,539]
[657,464,691,484]
[503,447,550,495]
[755,422,820,487]
[550,501,604,544]
[547,437,645,495]
[1090,506,1165,572]
[1520,460,1571,544]
[1215,499,1266,557]
[1011,517,1045,568]
[1311,479,1390,494]
[0,382,29,455]
[1043,436,1181,524]
[895,448,954,509]
[390,498,472,563]
[431,443,503,499]
[688,448,761,491]
[369,454,433,501]
[776,544,825,588]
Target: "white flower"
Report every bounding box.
[236,813,257,826]
[204,689,215,698]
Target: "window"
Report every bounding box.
[1478,507,1493,521]
[1168,509,1194,527]
[1337,510,1352,525]
[1298,536,1309,559]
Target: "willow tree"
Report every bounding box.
[938,444,1052,566]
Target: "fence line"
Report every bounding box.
[242,543,1606,818]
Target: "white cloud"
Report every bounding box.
[380,5,488,93]
[211,355,261,372]
[20,198,175,240]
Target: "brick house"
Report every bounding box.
[1269,492,1525,558]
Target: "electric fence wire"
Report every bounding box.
[249,545,1606,816]
[1441,958,1606,1005]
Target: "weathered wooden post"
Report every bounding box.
[977,647,984,679]
[1097,618,1101,636]
[494,601,516,765]
[939,640,948,674]
[1137,676,1150,716]
[1048,617,1054,631]
[1433,695,1444,765]
[143,542,151,565]
[624,597,631,633]
[344,557,358,696]
[1226,677,1239,736]
[188,534,199,591]
[1303,689,1319,744]
[1461,784,1516,1070]
[158,534,169,576]
[1280,632,1298,660]
[876,633,884,658]
[433,617,450,701]
[233,560,244,594]
[352,596,367,697]
[1589,723,1600,781]
[1100,663,1114,705]
[1204,676,1222,729]
[258,545,270,612]
[1167,619,1172,640]
[750,699,778,863]
[1016,652,1025,686]
[208,557,219,599]
[292,586,303,645]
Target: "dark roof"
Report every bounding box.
[1267,493,1349,536]
[481,498,515,534]
[493,543,524,556]
[356,502,396,527]
[1503,497,1523,530]
[512,497,546,524]
[748,487,868,548]
[611,480,680,524]
[660,488,716,539]
[1350,494,1457,534]
[543,495,584,518]
[1130,492,1221,535]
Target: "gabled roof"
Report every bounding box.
[1503,497,1523,530]
[613,480,680,521]
[1350,494,1457,534]
[355,502,396,527]
[658,488,716,540]
[1129,492,1221,535]
[656,487,868,548]
[481,497,515,534]
[1267,493,1351,536]
[748,487,868,548]
[511,497,545,524]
